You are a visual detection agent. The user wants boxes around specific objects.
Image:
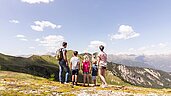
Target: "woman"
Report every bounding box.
[98,45,108,88]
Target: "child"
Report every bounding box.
[92,54,98,86]
[70,51,80,86]
[82,54,91,86]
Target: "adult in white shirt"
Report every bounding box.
[70,51,80,85]
[98,45,108,88]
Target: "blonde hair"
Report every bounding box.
[83,55,89,62]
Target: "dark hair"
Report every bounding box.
[74,51,78,56]
[62,42,67,47]
[99,45,104,51]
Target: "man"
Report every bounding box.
[58,42,69,84]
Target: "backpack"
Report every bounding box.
[56,48,63,61]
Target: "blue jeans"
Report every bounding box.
[59,60,69,83]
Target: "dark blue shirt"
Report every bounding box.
[92,64,98,76]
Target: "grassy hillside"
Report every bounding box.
[1,71,171,96]
[0,52,129,86]
[0,53,59,80]
[1,52,171,88]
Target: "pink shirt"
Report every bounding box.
[82,61,90,72]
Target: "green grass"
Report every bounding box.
[1,71,171,95]
[1,52,170,89]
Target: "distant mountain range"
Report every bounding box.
[108,54,171,72]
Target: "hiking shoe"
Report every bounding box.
[102,84,108,88]
[64,82,69,84]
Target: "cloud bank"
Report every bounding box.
[110,25,140,40]
[31,21,61,32]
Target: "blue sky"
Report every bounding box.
[0,0,171,55]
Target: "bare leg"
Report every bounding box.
[92,76,96,86]
[102,68,107,86]
[75,75,78,85]
[93,80,96,86]
[99,67,107,86]
[72,75,75,85]
[83,74,86,86]
[94,76,96,86]
[87,74,89,86]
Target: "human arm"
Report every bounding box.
[78,62,80,70]
[70,60,72,70]
[97,54,101,67]
[89,61,92,73]
[81,62,84,71]
[63,50,68,66]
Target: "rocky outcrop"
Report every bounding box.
[107,62,171,88]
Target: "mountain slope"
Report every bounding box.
[1,71,171,96]
[1,53,171,88]
[107,62,171,88]
[0,53,59,79]
[0,52,129,85]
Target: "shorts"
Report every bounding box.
[92,76,96,80]
[99,63,107,68]
[72,69,79,75]
[92,71,98,76]
[83,72,90,74]
[99,66,106,69]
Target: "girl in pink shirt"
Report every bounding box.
[82,54,91,86]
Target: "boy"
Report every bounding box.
[92,54,98,86]
[70,51,80,85]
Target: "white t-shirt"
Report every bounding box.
[98,51,107,67]
[70,56,80,70]
[62,48,67,54]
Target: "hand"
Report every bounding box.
[66,62,68,66]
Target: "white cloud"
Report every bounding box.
[117,42,171,55]
[16,34,28,41]
[31,21,61,32]
[110,25,140,40]
[38,35,65,51]
[88,41,106,48]
[128,48,135,51]
[56,25,62,29]
[35,38,40,42]
[29,47,35,49]
[9,20,19,24]
[158,43,168,48]
[84,40,106,53]
[21,0,54,4]
[20,38,28,41]
[16,35,25,38]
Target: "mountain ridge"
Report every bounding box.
[108,54,171,72]
[1,52,171,88]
